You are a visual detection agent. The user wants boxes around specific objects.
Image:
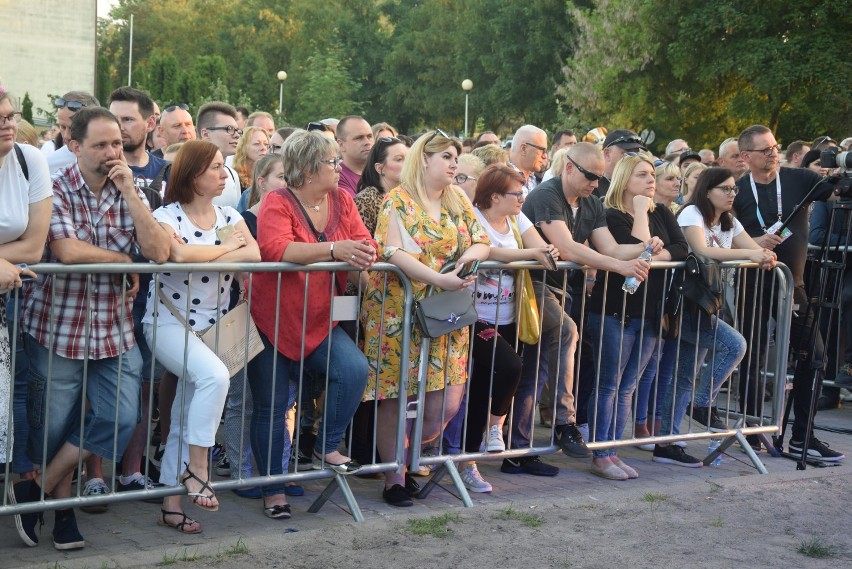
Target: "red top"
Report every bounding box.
[252,188,376,360]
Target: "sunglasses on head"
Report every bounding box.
[306,121,330,133]
[163,103,189,113]
[378,136,402,145]
[53,98,87,112]
[567,155,601,182]
[604,135,644,150]
[424,128,450,146]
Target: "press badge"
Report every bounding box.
[765,221,792,242]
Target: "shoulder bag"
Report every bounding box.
[663,252,723,339]
[509,218,541,344]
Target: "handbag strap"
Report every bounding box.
[156,286,201,337]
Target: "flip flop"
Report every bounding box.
[180,466,219,512]
[158,509,202,534]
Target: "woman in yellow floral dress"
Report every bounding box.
[360,130,490,506]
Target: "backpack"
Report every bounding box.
[138,162,170,210]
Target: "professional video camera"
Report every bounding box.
[821,147,852,198]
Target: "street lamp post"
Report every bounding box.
[277,71,288,117]
[461,79,473,139]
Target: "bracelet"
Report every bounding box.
[329,241,335,260]
[585,277,596,282]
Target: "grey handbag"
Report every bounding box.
[414,289,477,338]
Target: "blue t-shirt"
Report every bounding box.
[130,152,170,196]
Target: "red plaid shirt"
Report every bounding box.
[24,163,148,360]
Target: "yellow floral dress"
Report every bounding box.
[361,185,489,400]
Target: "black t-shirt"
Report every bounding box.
[588,206,688,320]
[522,176,606,289]
[734,167,834,286]
[595,176,610,199]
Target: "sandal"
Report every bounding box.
[311,451,363,475]
[158,509,202,534]
[180,466,219,512]
[263,502,292,520]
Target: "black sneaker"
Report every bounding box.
[404,474,421,498]
[555,423,592,458]
[8,479,43,547]
[382,484,413,507]
[652,444,703,468]
[53,509,85,551]
[500,455,559,477]
[789,438,845,462]
[117,474,164,504]
[690,405,727,432]
[834,363,852,388]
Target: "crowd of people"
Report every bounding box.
[0,82,850,549]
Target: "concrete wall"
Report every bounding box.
[0,0,97,125]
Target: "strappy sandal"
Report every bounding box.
[180,466,219,512]
[263,502,292,520]
[158,509,202,534]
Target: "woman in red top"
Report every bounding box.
[248,130,377,520]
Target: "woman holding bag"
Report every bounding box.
[143,140,260,533]
[360,130,490,506]
[456,164,559,493]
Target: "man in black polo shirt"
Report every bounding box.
[733,124,844,461]
[504,142,654,476]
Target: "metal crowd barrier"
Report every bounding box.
[408,260,794,507]
[0,262,412,522]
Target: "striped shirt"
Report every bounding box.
[24,163,147,360]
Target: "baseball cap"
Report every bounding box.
[678,151,702,166]
[603,129,645,151]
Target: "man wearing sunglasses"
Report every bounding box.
[733,123,844,462]
[508,125,549,196]
[597,129,646,198]
[335,115,373,198]
[197,101,242,208]
[153,103,196,158]
[47,91,100,175]
[507,142,654,474]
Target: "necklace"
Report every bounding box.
[182,205,216,230]
[295,193,326,212]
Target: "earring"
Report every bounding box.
[378,169,384,177]
[307,177,313,184]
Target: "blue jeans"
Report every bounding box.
[248,327,368,497]
[659,311,747,437]
[25,334,142,464]
[6,297,32,473]
[586,313,657,457]
[634,339,677,425]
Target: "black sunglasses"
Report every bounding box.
[378,136,402,145]
[306,121,330,132]
[424,129,450,146]
[163,103,190,113]
[53,98,87,112]
[604,135,645,150]
[567,155,601,182]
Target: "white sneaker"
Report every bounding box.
[460,463,492,493]
[80,477,110,513]
[486,425,505,452]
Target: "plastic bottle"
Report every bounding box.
[707,438,724,466]
[622,244,654,294]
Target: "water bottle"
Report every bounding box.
[622,244,653,294]
[707,438,724,466]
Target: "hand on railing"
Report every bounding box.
[438,264,477,291]
[0,259,34,290]
[616,258,650,281]
[751,248,777,271]
[333,239,377,270]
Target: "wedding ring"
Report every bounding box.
[350,254,356,260]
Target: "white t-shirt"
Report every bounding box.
[46,145,76,174]
[40,140,56,155]
[143,203,243,331]
[473,208,534,325]
[212,164,241,208]
[0,144,52,245]
[677,205,743,251]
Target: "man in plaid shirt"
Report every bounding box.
[10,107,170,550]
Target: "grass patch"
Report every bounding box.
[225,537,250,556]
[709,517,724,528]
[797,537,836,558]
[179,548,200,562]
[643,492,669,504]
[495,506,543,528]
[160,551,177,566]
[406,513,461,537]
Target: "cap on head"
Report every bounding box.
[602,129,645,151]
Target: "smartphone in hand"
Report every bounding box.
[457,260,480,279]
[543,251,558,271]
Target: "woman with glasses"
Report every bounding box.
[652,168,775,466]
[249,130,376,519]
[0,88,52,479]
[354,136,409,235]
[457,164,559,492]
[232,126,269,191]
[360,130,490,506]
[586,153,688,480]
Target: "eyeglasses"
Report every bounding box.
[524,141,547,155]
[320,157,343,168]
[163,103,190,113]
[672,147,691,154]
[567,155,602,182]
[454,173,477,184]
[604,135,644,149]
[270,143,282,153]
[207,125,242,136]
[813,136,834,147]
[742,144,781,157]
[714,185,738,195]
[503,191,525,201]
[53,98,87,111]
[378,136,402,145]
[424,128,450,146]
[306,121,329,132]
[0,111,23,125]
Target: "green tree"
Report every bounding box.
[21,93,33,124]
[290,42,364,125]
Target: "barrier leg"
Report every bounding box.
[307,474,365,522]
[415,458,473,508]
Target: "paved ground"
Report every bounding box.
[3,403,851,569]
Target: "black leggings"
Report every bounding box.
[463,321,522,453]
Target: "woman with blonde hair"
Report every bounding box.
[360,130,490,506]
[681,161,707,203]
[232,126,269,189]
[654,160,682,212]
